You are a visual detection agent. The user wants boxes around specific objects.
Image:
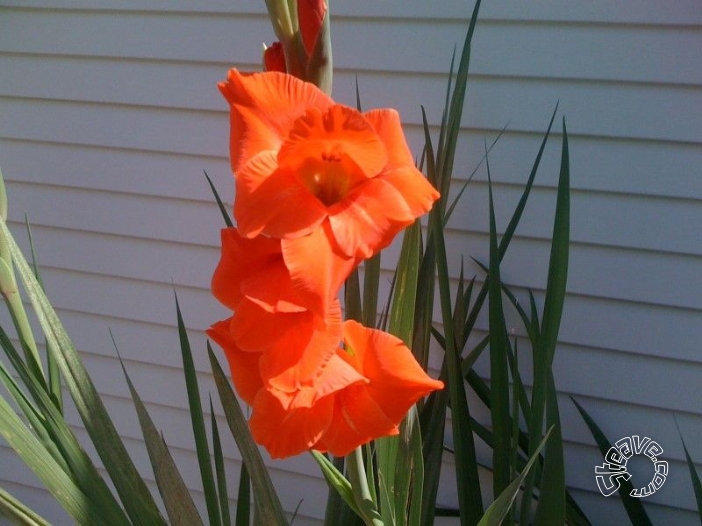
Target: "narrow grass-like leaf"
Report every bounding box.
[572,398,652,526]
[509,341,521,492]
[235,461,251,526]
[521,119,570,525]
[406,407,425,526]
[443,126,507,226]
[25,217,62,413]
[533,373,565,525]
[419,379,449,526]
[210,398,232,526]
[312,451,362,519]
[0,486,51,526]
[0,329,129,525]
[377,221,422,525]
[0,395,108,525]
[176,295,222,526]
[0,258,45,385]
[412,236,435,371]
[345,267,363,322]
[436,0,482,205]
[430,180,482,526]
[486,155,512,497]
[205,170,234,228]
[208,344,288,526]
[502,285,538,344]
[540,119,570,370]
[468,413,591,526]
[355,77,362,112]
[1,217,165,526]
[0,352,68,474]
[674,419,702,524]
[362,254,381,329]
[120,353,204,526]
[477,428,553,526]
[505,341,531,430]
[389,220,421,346]
[347,448,384,526]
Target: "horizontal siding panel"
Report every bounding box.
[2,0,702,26]
[4,246,695,368]
[22,267,217,331]
[0,9,272,66]
[6,221,698,311]
[2,80,700,152]
[446,183,702,256]
[558,296,701,363]
[570,488,700,526]
[0,99,228,157]
[334,21,702,84]
[11,224,219,290]
[467,335,702,414]
[0,139,233,201]
[442,231,702,310]
[12,263,700,387]
[2,9,701,85]
[3,130,701,203]
[5,181,224,246]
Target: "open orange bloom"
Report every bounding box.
[219,69,440,260]
[248,320,444,458]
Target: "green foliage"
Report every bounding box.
[572,398,652,526]
[675,420,702,525]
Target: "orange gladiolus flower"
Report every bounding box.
[219,69,440,260]
[248,320,444,458]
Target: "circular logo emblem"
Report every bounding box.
[595,435,668,497]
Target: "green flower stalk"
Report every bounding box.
[0,167,45,383]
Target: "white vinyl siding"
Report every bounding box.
[0,1,700,524]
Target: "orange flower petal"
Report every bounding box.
[207,318,263,405]
[364,108,440,217]
[249,388,334,459]
[211,228,280,310]
[230,298,309,352]
[341,320,444,423]
[235,151,327,239]
[314,385,398,457]
[219,69,334,173]
[211,227,306,313]
[281,223,357,316]
[363,108,415,169]
[328,178,414,259]
[276,353,367,410]
[260,299,343,400]
[380,165,440,220]
[278,105,387,180]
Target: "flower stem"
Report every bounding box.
[347,447,384,526]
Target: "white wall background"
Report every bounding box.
[0,1,701,524]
